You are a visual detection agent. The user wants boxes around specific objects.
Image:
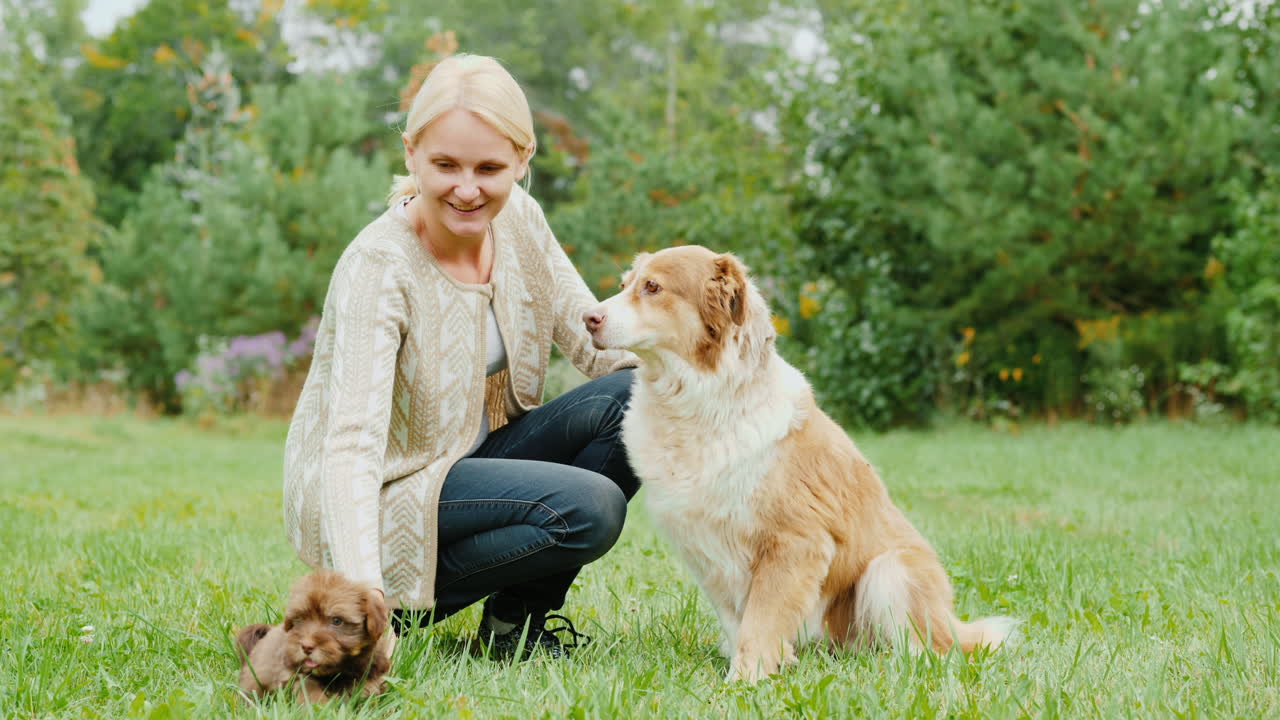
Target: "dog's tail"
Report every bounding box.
[853,549,1019,653]
[234,623,272,660]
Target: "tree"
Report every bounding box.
[0,42,99,391]
[75,55,387,410]
[68,0,292,224]
[782,0,1260,425]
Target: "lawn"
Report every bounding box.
[1,414,1277,718]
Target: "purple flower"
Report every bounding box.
[175,369,193,389]
[287,317,320,360]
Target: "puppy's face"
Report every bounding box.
[584,246,748,372]
[281,571,388,676]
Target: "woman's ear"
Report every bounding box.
[514,147,532,181]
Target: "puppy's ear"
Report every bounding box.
[364,589,389,640]
[235,623,272,660]
[705,254,747,329]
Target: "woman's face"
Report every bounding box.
[403,108,529,243]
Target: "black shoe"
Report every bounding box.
[479,612,592,660]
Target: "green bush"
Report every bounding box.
[780,0,1266,426]
[0,47,99,392]
[73,62,387,410]
[548,117,794,297]
[1182,175,1280,422]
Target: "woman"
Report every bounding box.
[283,54,638,659]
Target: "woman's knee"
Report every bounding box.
[598,368,634,406]
[560,472,628,563]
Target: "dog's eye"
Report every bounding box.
[643,280,661,295]
[329,616,344,627]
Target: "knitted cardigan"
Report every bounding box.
[283,185,635,610]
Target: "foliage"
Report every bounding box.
[0,0,90,74]
[176,319,316,416]
[1181,174,1280,422]
[5,0,1279,424]
[67,0,292,224]
[0,42,99,392]
[324,0,789,206]
[548,120,794,297]
[783,0,1266,427]
[73,56,386,410]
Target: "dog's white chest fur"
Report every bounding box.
[623,361,810,645]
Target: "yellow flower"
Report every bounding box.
[1204,257,1225,280]
[799,294,821,319]
[1013,368,1023,382]
[772,316,791,337]
[1032,353,1042,364]
[999,368,1010,381]
[82,44,128,70]
[962,327,975,344]
[153,43,177,64]
[956,352,970,367]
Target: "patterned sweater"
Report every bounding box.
[283,186,635,610]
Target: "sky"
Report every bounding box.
[81,0,148,37]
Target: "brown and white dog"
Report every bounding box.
[583,246,1015,682]
[236,571,392,703]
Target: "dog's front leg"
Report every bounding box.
[710,593,741,659]
[727,534,833,684]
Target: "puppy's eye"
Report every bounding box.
[643,280,661,295]
[329,616,344,627]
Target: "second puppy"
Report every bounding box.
[236,570,392,704]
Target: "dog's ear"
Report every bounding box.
[704,253,747,330]
[235,623,272,661]
[364,589,389,640]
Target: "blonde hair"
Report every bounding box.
[388,54,536,206]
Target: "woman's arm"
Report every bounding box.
[316,248,407,592]
[527,195,638,377]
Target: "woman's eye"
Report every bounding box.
[434,161,454,169]
[643,280,661,295]
[330,617,344,627]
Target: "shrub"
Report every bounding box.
[0,46,99,393]
[176,319,316,415]
[1182,175,1280,422]
[781,0,1264,425]
[73,58,386,410]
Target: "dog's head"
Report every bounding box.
[584,246,773,372]
[281,571,388,677]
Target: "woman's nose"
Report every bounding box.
[454,179,480,202]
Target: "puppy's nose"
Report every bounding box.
[583,308,606,334]
[300,642,316,655]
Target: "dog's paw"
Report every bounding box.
[726,655,777,684]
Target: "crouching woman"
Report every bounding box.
[283,53,638,659]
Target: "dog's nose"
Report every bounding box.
[583,308,605,333]
[300,642,315,655]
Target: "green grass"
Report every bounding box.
[1,414,1278,719]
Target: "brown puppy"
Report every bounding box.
[584,247,1016,682]
[236,571,391,703]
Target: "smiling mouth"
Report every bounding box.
[448,201,485,214]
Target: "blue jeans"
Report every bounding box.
[403,369,638,628]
